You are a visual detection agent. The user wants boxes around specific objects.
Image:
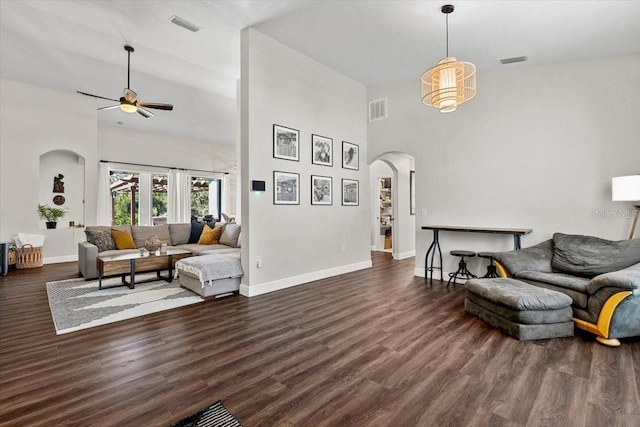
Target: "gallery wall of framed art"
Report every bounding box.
[270,123,360,207]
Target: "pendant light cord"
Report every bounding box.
[445,12,449,57]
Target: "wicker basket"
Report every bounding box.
[16,244,43,269]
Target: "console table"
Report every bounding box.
[422,225,532,284]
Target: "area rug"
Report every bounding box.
[169,400,241,427]
[47,273,203,335]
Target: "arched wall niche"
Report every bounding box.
[39,150,85,229]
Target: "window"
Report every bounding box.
[191,176,221,221]
[110,171,169,225]
[107,168,222,225]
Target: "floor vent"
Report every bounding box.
[369,97,388,121]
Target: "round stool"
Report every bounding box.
[447,250,477,287]
[478,252,500,278]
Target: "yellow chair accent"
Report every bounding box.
[493,260,509,278]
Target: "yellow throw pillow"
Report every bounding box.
[111,228,136,249]
[197,224,223,245]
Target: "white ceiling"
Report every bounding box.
[1,1,639,146]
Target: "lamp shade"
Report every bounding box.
[612,175,640,201]
[421,57,476,113]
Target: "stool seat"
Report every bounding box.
[447,250,477,287]
[450,250,476,257]
[477,251,495,259]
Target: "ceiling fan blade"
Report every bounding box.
[124,88,137,103]
[97,105,121,111]
[77,91,119,102]
[137,107,154,118]
[139,102,173,111]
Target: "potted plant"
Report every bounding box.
[37,204,67,229]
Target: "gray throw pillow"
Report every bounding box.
[85,230,116,252]
[492,239,554,276]
[219,224,241,248]
[168,223,191,245]
[552,233,640,278]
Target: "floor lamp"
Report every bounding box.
[612,175,640,239]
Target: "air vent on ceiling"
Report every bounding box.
[500,56,528,65]
[369,97,388,121]
[169,15,200,33]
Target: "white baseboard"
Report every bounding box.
[370,245,377,251]
[240,259,373,297]
[393,250,415,260]
[44,255,78,265]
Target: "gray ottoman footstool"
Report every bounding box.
[465,278,574,340]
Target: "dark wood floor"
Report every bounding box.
[1,253,639,427]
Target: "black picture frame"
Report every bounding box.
[312,134,333,166]
[311,175,332,205]
[342,178,359,206]
[273,171,300,205]
[342,141,359,170]
[273,124,300,161]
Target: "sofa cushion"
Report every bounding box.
[168,223,190,245]
[198,224,224,244]
[85,230,116,252]
[188,221,205,244]
[492,239,553,276]
[551,233,640,278]
[220,223,241,248]
[516,270,590,294]
[465,278,572,311]
[587,262,640,294]
[132,225,171,248]
[111,228,136,249]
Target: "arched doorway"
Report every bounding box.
[369,152,415,260]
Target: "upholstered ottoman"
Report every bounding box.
[465,278,574,340]
[176,253,243,299]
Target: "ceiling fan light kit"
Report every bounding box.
[77,45,173,118]
[421,4,476,113]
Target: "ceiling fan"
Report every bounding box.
[77,45,173,118]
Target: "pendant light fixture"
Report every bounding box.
[421,4,476,113]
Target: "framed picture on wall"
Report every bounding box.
[312,134,333,166]
[342,178,359,206]
[273,124,299,161]
[342,141,359,170]
[311,175,332,205]
[274,171,300,205]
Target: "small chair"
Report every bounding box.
[478,252,500,278]
[447,250,477,287]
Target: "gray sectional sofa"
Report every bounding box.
[492,233,640,346]
[78,222,241,279]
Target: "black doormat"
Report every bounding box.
[169,400,241,427]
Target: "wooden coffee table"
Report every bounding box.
[97,249,191,290]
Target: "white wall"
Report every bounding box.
[98,124,238,217]
[367,54,640,277]
[240,28,370,297]
[0,79,98,263]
